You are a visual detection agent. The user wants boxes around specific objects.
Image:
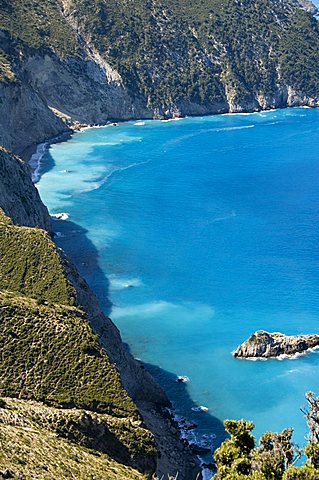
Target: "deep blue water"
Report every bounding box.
[38,108,319,456]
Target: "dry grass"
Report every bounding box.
[0,398,147,480]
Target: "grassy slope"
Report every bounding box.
[0,209,156,475]
[0,398,147,480]
[0,292,137,417]
[0,212,75,304]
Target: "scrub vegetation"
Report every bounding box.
[0,0,319,109]
[214,392,319,479]
[0,210,156,477]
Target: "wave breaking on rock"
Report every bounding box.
[233,330,319,359]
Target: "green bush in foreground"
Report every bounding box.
[214,393,319,479]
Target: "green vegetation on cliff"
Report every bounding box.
[0,398,148,480]
[0,0,78,56]
[0,209,156,476]
[0,210,75,304]
[0,0,319,112]
[0,292,138,417]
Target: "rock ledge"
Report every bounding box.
[233,330,319,359]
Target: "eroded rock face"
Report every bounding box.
[0,147,51,230]
[233,330,319,359]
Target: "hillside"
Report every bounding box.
[0,199,199,479]
[0,0,319,154]
[0,210,156,475]
[0,397,148,480]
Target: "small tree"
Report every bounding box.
[301,392,319,443]
[214,423,300,478]
[214,419,255,479]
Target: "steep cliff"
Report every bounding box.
[0,147,51,229]
[0,0,319,155]
[0,205,199,478]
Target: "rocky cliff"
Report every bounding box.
[233,330,319,359]
[0,151,199,478]
[0,0,319,155]
[0,147,51,229]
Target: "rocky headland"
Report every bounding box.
[1,0,319,156]
[233,330,319,359]
[1,0,319,477]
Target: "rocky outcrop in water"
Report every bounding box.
[233,330,319,359]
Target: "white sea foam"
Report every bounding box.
[109,275,143,290]
[176,375,190,383]
[79,124,107,132]
[134,121,146,126]
[71,159,150,195]
[191,406,209,413]
[168,124,255,145]
[51,212,69,221]
[173,412,215,479]
[210,210,237,223]
[217,125,255,132]
[113,300,214,323]
[161,117,183,122]
[221,111,265,117]
[29,142,48,183]
[91,160,150,189]
[236,345,319,361]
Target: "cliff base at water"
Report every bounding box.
[0,148,200,479]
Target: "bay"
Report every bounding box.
[38,107,319,454]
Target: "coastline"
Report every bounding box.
[26,105,319,479]
[25,104,318,175]
[27,130,206,479]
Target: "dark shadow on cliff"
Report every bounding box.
[133,355,227,468]
[38,146,56,177]
[50,217,227,468]
[40,133,74,177]
[51,218,112,315]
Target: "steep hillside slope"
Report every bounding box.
[0,398,147,480]
[0,211,156,474]
[0,202,199,479]
[0,0,319,154]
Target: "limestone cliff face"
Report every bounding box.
[234,330,319,358]
[0,0,319,156]
[0,147,51,230]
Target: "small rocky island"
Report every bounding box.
[233,330,319,359]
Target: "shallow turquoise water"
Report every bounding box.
[38,108,319,454]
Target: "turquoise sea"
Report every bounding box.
[38,108,319,458]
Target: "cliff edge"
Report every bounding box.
[1,0,319,155]
[0,150,200,479]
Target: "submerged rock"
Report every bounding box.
[233,330,319,359]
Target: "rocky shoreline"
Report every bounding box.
[24,136,203,479]
[233,330,319,359]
